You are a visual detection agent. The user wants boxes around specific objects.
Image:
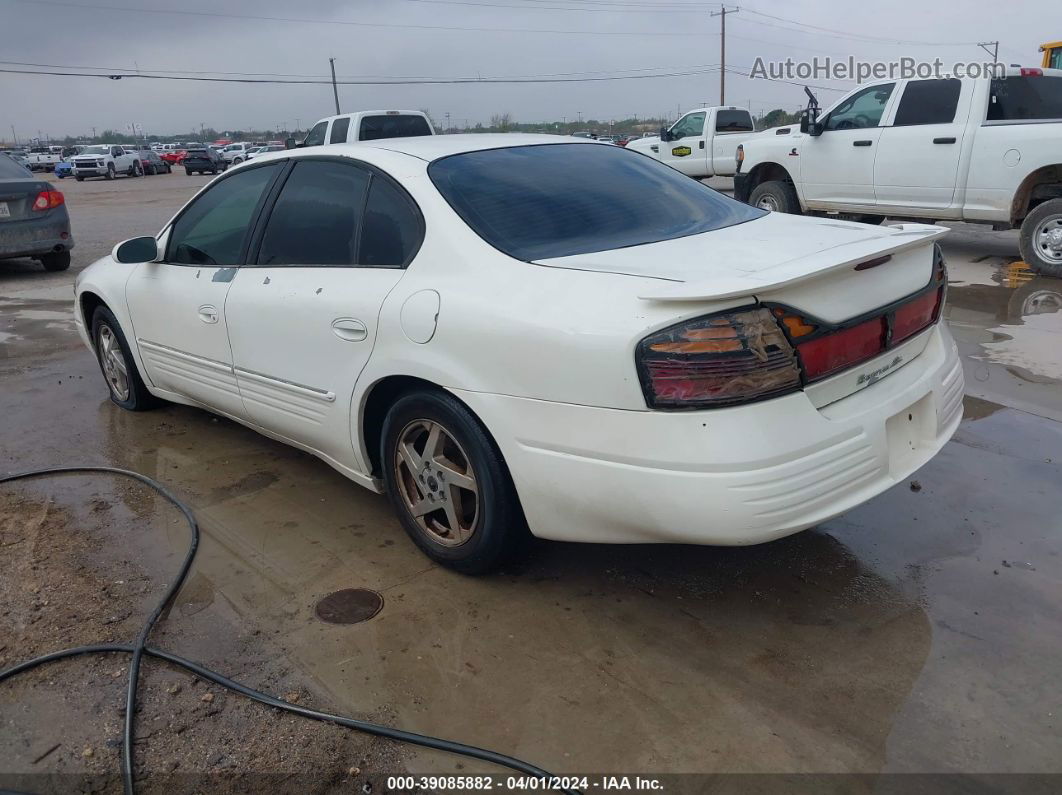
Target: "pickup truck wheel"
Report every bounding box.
[232,157,242,164]
[75,175,84,182]
[185,168,193,175]
[749,180,801,214]
[40,251,71,272]
[1020,199,1062,278]
[105,164,115,180]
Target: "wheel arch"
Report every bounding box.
[360,374,450,478]
[745,161,796,193]
[1011,165,1062,225]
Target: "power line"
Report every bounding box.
[737,6,981,47]
[402,0,707,12]
[9,0,711,37]
[0,65,724,85]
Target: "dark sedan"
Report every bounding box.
[0,155,74,271]
[182,147,226,175]
[134,149,172,175]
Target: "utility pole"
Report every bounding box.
[977,41,1000,63]
[710,6,739,105]
[10,125,16,146]
[91,126,96,141]
[295,118,301,132]
[445,112,451,133]
[329,58,341,115]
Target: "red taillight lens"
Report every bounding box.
[637,308,801,408]
[1020,67,1043,77]
[892,287,943,344]
[797,317,886,381]
[32,190,65,211]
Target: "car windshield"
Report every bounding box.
[81,146,110,155]
[428,143,764,261]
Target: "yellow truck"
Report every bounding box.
[1041,42,1062,69]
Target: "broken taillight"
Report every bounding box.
[636,308,802,409]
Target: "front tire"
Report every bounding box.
[185,168,193,176]
[748,179,801,214]
[1020,198,1062,278]
[381,390,528,574]
[104,164,115,180]
[75,175,85,182]
[90,306,158,411]
[40,251,70,272]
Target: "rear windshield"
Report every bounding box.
[716,110,754,132]
[359,115,432,141]
[428,143,763,261]
[988,76,1062,121]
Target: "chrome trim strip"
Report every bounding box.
[233,366,336,402]
[136,339,233,373]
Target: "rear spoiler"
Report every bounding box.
[638,223,948,302]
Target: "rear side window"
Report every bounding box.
[988,76,1062,121]
[0,155,29,177]
[893,79,961,126]
[257,160,370,266]
[358,177,422,267]
[167,163,281,266]
[303,120,328,147]
[329,117,351,144]
[358,115,432,141]
[716,110,754,132]
[429,143,763,261]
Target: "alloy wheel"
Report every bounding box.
[393,419,479,546]
[97,325,130,401]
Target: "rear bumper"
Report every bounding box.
[733,172,752,203]
[0,213,74,258]
[453,323,963,545]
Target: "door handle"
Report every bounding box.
[933,137,957,144]
[853,140,873,147]
[332,317,367,342]
[699,140,705,149]
[197,304,219,324]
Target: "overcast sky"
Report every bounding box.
[0,0,1051,141]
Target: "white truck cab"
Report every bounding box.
[295,110,435,148]
[625,106,757,179]
[734,67,1062,275]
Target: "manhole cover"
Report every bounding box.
[314,588,384,625]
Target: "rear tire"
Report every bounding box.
[381,390,529,574]
[748,180,801,214]
[1020,198,1062,278]
[40,251,71,272]
[90,306,158,411]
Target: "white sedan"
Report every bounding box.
[74,135,964,573]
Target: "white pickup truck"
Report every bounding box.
[26,146,64,171]
[625,106,758,179]
[734,67,1062,276]
[71,145,141,181]
[293,110,435,149]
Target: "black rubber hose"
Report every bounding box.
[0,467,575,794]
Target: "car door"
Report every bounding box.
[798,82,897,207]
[658,111,708,177]
[225,156,423,470]
[124,161,284,418]
[873,78,971,212]
[709,108,755,176]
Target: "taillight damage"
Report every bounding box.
[637,245,947,410]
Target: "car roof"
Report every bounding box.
[334,133,598,162]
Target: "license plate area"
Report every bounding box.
[885,393,934,476]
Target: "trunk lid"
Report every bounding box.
[0,178,50,222]
[535,214,947,323]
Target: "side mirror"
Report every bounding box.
[799,112,809,134]
[284,137,297,150]
[659,125,670,142]
[113,236,159,264]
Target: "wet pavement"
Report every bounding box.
[1,173,1060,785]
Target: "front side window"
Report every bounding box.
[670,112,706,139]
[303,120,328,147]
[257,160,370,266]
[358,115,433,141]
[825,83,895,130]
[893,79,961,126]
[329,117,351,144]
[988,76,1062,121]
[429,143,763,262]
[167,163,281,266]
